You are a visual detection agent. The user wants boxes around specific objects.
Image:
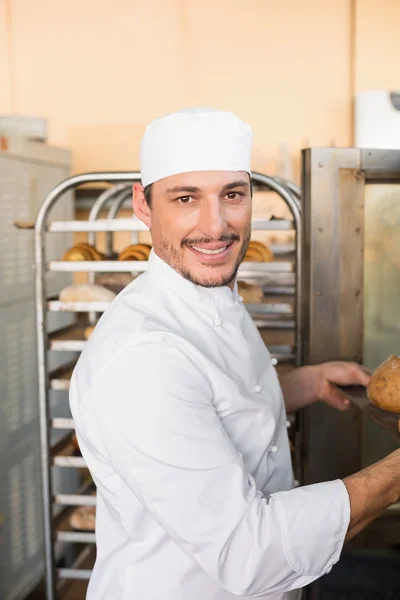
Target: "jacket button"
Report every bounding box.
[238,295,244,303]
[253,384,262,393]
[271,445,278,453]
[271,357,278,366]
[213,318,222,327]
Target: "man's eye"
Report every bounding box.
[177,196,193,204]
[226,192,243,200]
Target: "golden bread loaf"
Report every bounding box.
[368,355,400,413]
[118,243,151,261]
[237,281,263,303]
[69,505,96,532]
[62,243,103,261]
[62,246,94,261]
[243,247,264,262]
[71,433,80,451]
[74,242,104,260]
[248,240,274,262]
[59,284,116,303]
[125,243,152,258]
[84,325,96,340]
[243,241,274,262]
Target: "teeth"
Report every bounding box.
[192,246,228,255]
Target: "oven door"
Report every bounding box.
[300,148,400,490]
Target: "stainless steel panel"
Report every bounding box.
[361,149,400,181]
[363,184,400,369]
[0,437,43,600]
[362,182,400,466]
[0,299,38,456]
[301,148,365,484]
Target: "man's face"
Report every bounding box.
[143,171,252,288]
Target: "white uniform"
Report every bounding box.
[70,251,350,600]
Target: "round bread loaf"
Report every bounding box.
[84,325,96,340]
[75,243,104,260]
[243,247,264,262]
[69,505,96,532]
[118,243,151,261]
[62,243,103,261]
[62,246,94,261]
[248,240,274,262]
[59,284,116,303]
[368,355,400,413]
[237,281,263,303]
[127,243,152,258]
[118,247,148,261]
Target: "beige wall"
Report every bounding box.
[354,0,400,93]
[1,0,399,180]
[0,0,12,113]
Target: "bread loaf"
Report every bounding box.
[62,243,103,261]
[118,243,152,261]
[248,240,274,262]
[59,284,116,303]
[84,325,96,340]
[243,247,264,262]
[237,281,263,303]
[69,505,96,532]
[368,355,400,413]
[243,241,274,262]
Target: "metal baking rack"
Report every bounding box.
[33,171,301,598]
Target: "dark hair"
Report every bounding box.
[144,184,153,209]
[143,176,253,209]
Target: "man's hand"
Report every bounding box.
[314,361,371,411]
[280,361,371,414]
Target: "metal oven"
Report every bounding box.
[300,148,400,552]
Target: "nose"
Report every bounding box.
[198,197,227,240]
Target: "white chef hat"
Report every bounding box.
[140,107,253,187]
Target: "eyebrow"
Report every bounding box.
[165,185,201,194]
[221,180,250,192]
[165,180,250,195]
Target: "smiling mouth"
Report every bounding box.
[186,241,235,261]
[191,245,229,255]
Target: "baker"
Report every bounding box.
[70,108,400,600]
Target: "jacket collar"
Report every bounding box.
[146,249,239,308]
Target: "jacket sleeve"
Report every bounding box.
[87,336,350,597]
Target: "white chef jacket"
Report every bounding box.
[69,250,350,600]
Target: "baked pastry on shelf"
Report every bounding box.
[368,355,400,413]
[59,284,116,303]
[84,325,96,340]
[243,240,273,262]
[69,503,96,532]
[62,242,104,261]
[118,243,152,261]
[237,281,263,303]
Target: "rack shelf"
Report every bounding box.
[49,326,87,351]
[48,300,111,313]
[47,218,294,233]
[48,260,294,274]
[57,531,96,544]
[54,494,96,507]
[49,362,75,390]
[33,171,301,598]
[52,418,75,429]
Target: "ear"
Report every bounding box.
[132,183,151,229]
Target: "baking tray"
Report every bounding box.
[341,386,400,445]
